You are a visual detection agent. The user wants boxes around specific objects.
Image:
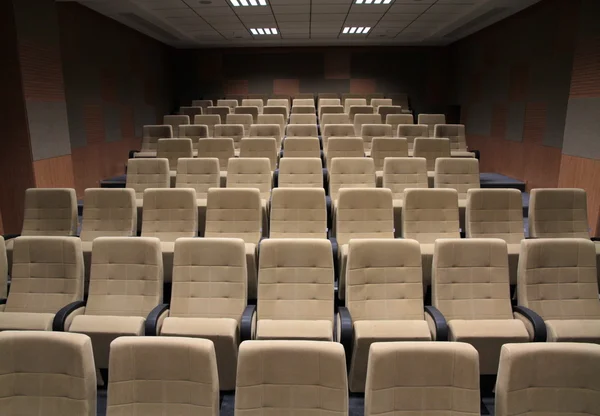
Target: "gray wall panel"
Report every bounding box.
[466,103,492,136]
[563,97,600,160]
[104,103,122,143]
[26,100,72,161]
[506,101,526,142]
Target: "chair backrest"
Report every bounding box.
[163,115,189,137]
[290,104,315,115]
[370,137,409,171]
[432,238,513,320]
[249,123,283,145]
[342,93,365,103]
[108,337,219,416]
[226,157,272,201]
[247,94,268,104]
[257,239,334,322]
[365,342,480,416]
[386,115,414,136]
[397,124,428,148]
[141,188,198,241]
[434,124,467,151]
[0,237,6,298]
[171,238,247,319]
[194,114,221,137]
[241,99,263,114]
[402,188,460,243]
[0,331,96,416]
[517,238,600,320]
[325,137,364,167]
[293,93,314,100]
[378,105,403,121]
[257,114,285,138]
[371,98,393,109]
[214,124,244,150]
[346,239,424,320]
[367,93,384,102]
[529,188,591,238]
[176,158,220,198]
[197,138,235,171]
[126,158,170,200]
[235,341,348,416]
[319,105,345,120]
[434,157,480,199]
[345,98,367,114]
[293,98,314,107]
[329,156,374,201]
[86,237,162,317]
[192,99,213,110]
[289,113,317,125]
[141,125,172,151]
[495,343,600,416]
[361,124,392,151]
[382,157,428,200]
[321,113,351,129]
[179,124,209,150]
[418,113,446,136]
[466,189,524,243]
[225,95,244,104]
[349,106,375,122]
[157,138,193,171]
[413,138,451,171]
[207,106,231,123]
[266,98,290,111]
[318,98,341,109]
[354,114,383,137]
[180,106,203,119]
[282,137,321,158]
[270,188,327,239]
[263,105,288,120]
[80,188,136,241]
[336,188,394,245]
[278,157,323,188]
[286,123,318,138]
[217,99,238,109]
[20,188,78,236]
[323,124,355,145]
[226,113,253,135]
[239,138,278,170]
[205,188,262,243]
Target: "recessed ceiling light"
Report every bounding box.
[231,0,267,5]
[355,0,392,3]
[250,27,278,36]
[343,26,370,35]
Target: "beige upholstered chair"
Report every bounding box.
[413,137,451,186]
[417,113,446,136]
[434,124,474,157]
[179,124,209,153]
[386,114,414,136]
[107,337,219,414]
[253,239,335,340]
[160,238,250,390]
[226,113,253,136]
[214,124,244,155]
[0,237,6,300]
[398,124,428,152]
[126,158,170,231]
[218,99,238,109]
[269,188,327,239]
[495,343,600,416]
[371,98,392,109]
[180,106,204,120]
[371,137,408,187]
[235,341,348,415]
[194,114,221,137]
[518,238,600,343]
[0,236,84,331]
[345,98,367,114]
[163,114,189,137]
[292,98,314,107]
[208,106,231,124]
[318,98,341,109]
[466,189,524,285]
[319,105,345,121]
[192,99,213,111]
[137,125,173,157]
[378,105,402,122]
[234,106,259,123]
[360,123,392,155]
[289,113,317,125]
[349,106,375,122]
[249,123,282,148]
[267,98,290,111]
[176,158,220,236]
[341,239,432,392]
[342,93,365,103]
[240,138,278,170]
[241,99,264,114]
[197,138,235,187]
[68,237,164,368]
[282,137,320,158]
[321,113,351,130]
[0,331,96,416]
[277,157,323,188]
[257,114,285,139]
[328,157,375,203]
[291,105,315,114]
[432,238,530,374]
[157,138,193,185]
[286,123,318,138]
[402,188,460,287]
[263,105,288,120]
[323,124,356,152]
[325,138,364,167]
[365,342,480,416]
[205,188,262,300]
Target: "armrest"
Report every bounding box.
[326,195,332,230]
[273,169,279,188]
[322,168,329,194]
[513,305,546,342]
[279,150,284,158]
[472,149,480,160]
[240,305,256,342]
[145,304,170,336]
[338,306,353,370]
[2,234,20,241]
[128,150,139,159]
[0,298,6,305]
[591,237,600,242]
[424,305,449,341]
[52,301,86,332]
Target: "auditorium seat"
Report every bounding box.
[328,156,374,200]
[247,94,268,104]
[349,105,375,122]
[0,237,6,300]
[214,123,244,155]
[68,237,165,369]
[321,113,351,130]
[179,124,209,154]
[249,124,283,148]
[252,239,335,340]
[322,124,356,152]
[217,99,238,109]
[289,113,317,125]
[318,98,341,109]
[286,123,318,138]
[339,239,432,392]
[365,342,480,416]
[281,137,320,158]
[197,138,235,187]
[345,98,367,114]
[413,137,452,186]
[386,114,414,137]
[263,105,288,120]
[325,138,365,167]
[225,95,244,104]
[291,105,316,114]
[157,138,194,185]
[257,114,285,139]
[318,92,340,101]
[137,125,173,158]
[402,188,460,287]
[277,157,324,188]
[418,113,446,136]
[205,188,261,299]
[160,238,251,391]
[180,106,203,120]
[267,98,290,112]
[371,98,392,110]
[354,113,383,137]
[371,137,408,186]
[367,93,384,102]
[241,98,263,114]
[397,124,428,152]
[194,114,221,137]
[434,124,475,157]
[269,188,327,238]
[107,337,219,413]
[176,158,220,237]
[0,236,84,331]
[342,93,365,103]
[235,341,348,414]
[518,238,600,343]
[495,343,600,416]
[226,113,253,136]
[192,99,213,111]
[319,105,345,120]
[383,157,428,237]
[0,331,96,416]
[240,137,278,171]
[163,114,189,137]
[466,189,524,285]
[361,123,392,155]
[234,106,259,123]
[126,158,170,230]
[207,106,230,124]
[292,98,314,107]
[378,105,403,122]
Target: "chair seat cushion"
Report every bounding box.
[546,319,600,342]
[161,317,238,338]
[0,312,55,331]
[135,151,157,158]
[256,319,332,341]
[450,151,476,158]
[69,315,145,336]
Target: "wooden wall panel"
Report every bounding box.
[273,79,299,95]
[224,79,248,95]
[33,154,75,188]
[350,79,377,94]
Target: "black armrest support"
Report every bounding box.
[273,169,279,188]
[52,300,86,332]
[338,306,353,371]
[591,237,600,242]
[513,305,546,342]
[145,304,169,336]
[128,150,139,159]
[2,234,20,241]
[473,149,480,160]
[0,298,7,305]
[240,305,256,342]
[326,195,332,230]
[424,305,449,341]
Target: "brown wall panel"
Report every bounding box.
[350,78,377,94]
[273,79,300,95]
[18,40,65,102]
[558,155,600,233]
[33,154,75,188]
[522,103,546,144]
[224,80,248,95]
